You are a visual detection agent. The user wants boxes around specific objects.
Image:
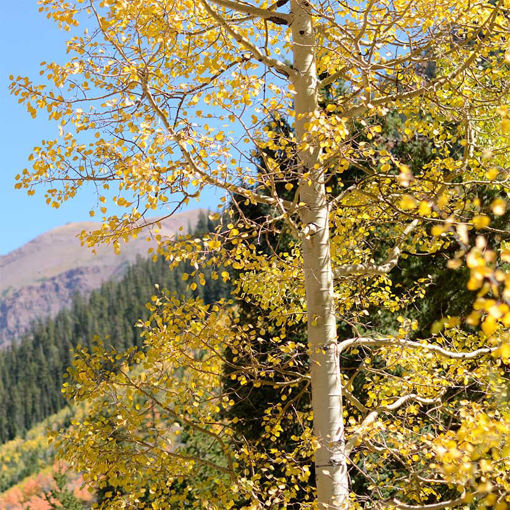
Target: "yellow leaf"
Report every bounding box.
[500,343,510,359]
[418,201,432,216]
[481,316,498,337]
[399,195,417,210]
[472,215,490,229]
[431,320,444,334]
[491,198,506,216]
[486,167,499,180]
[501,248,510,263]
[431,225,445,236]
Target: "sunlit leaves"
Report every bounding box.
[9,0,510,507]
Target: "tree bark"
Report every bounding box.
[291,1,350,508]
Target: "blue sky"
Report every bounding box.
[0,2,217,255]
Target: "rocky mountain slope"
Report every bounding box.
[0,210,203,347]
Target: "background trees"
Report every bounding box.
[10,0,510,508]
[0,213,225,444]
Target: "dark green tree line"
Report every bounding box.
[0,212,229,444]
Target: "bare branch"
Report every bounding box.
[343,388,368,413]
[386,495,467,510]
[380,393,444,412]
[346,410,378,455]
[345,392,444,454]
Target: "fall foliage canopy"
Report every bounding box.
[10,0,510,508]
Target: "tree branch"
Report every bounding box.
[200,0,296,79]
[138,72,292,210]
[386,495,466,510]
[208,0,292,25]
[119,368,236,478]
[339,337,497,359]
[345,410,378,455]
[334,219,419,278]
[343,388,368,413]
[345,391,444,454]
[340,1,502,120]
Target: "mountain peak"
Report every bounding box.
[0,209,205,346]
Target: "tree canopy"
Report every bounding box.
[10,0,510,508]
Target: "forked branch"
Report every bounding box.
[345,391,444,454]
[139,72,293,210]
[200,0,296,78]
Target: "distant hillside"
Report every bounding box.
[0,210,203,346]
[0,212,229,443]
[0,406,92,509]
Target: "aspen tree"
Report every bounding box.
[11,0,510,508]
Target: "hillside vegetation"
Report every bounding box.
[0,212,228,444]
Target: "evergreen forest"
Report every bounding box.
[0,212,228,445]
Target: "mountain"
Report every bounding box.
[0,212,227,444]
[0,210,204,347]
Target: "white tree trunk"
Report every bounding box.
[291,1,350,508]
